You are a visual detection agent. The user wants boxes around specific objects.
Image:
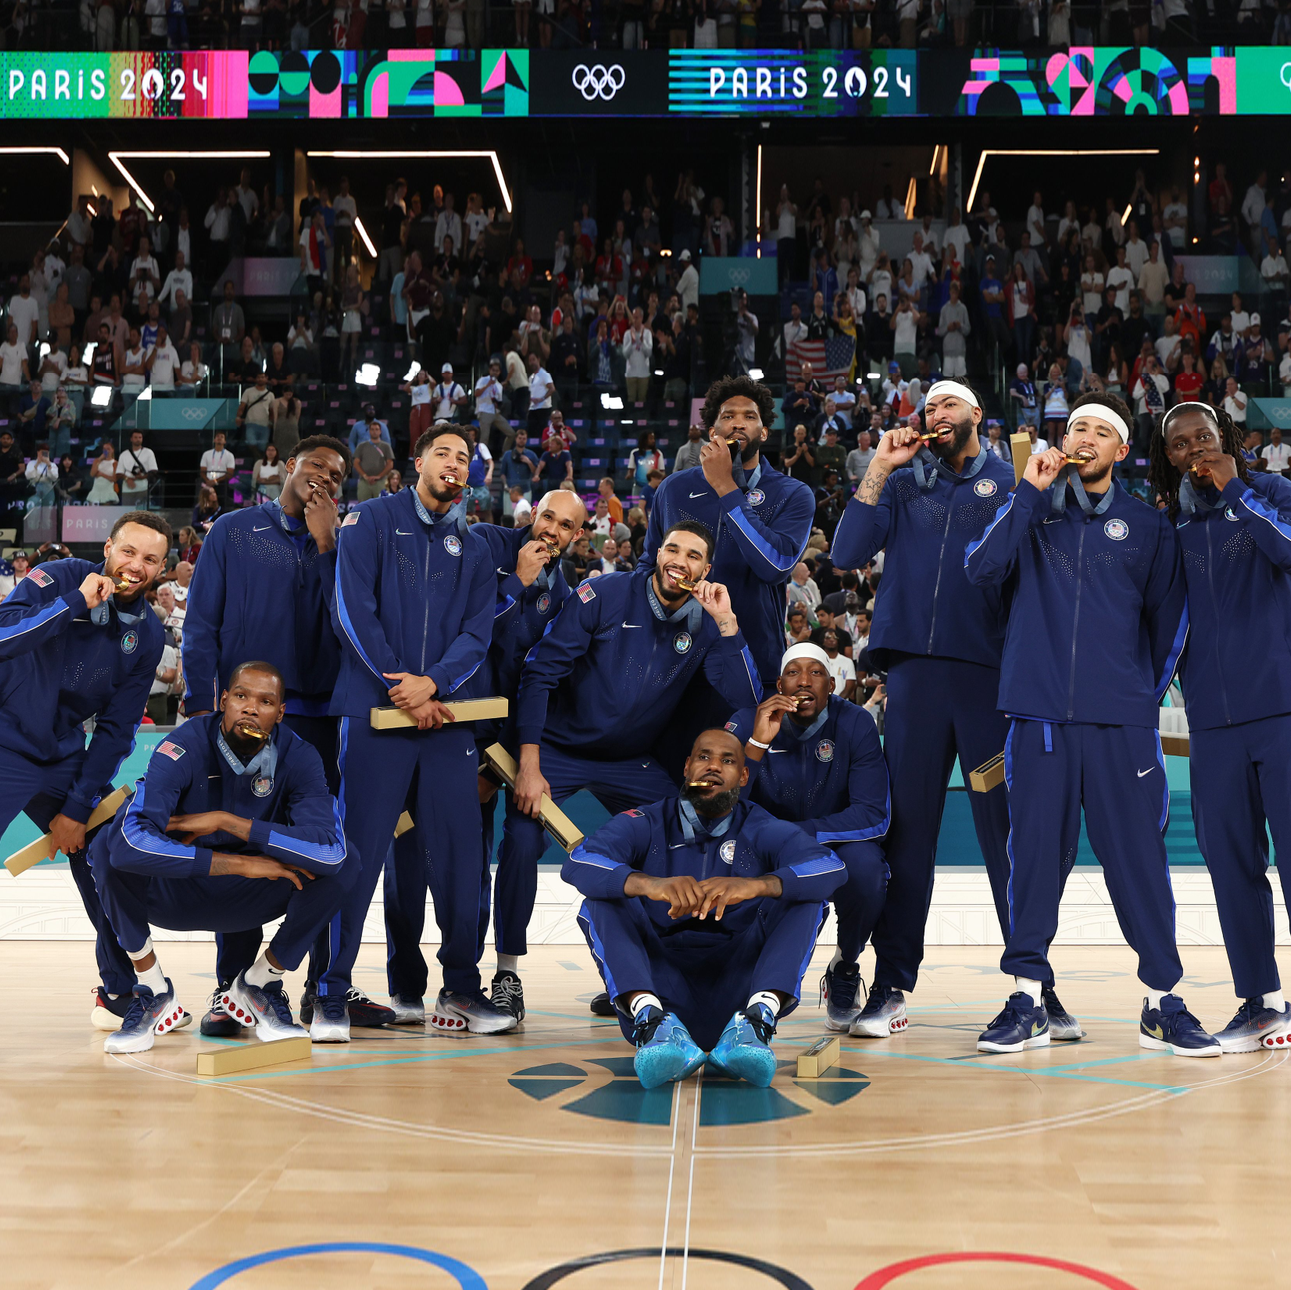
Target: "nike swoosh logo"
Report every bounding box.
[1145,1023,1165,1039]
[396,529,414,536]
[689,491,708,499]
[622,623,643,628]
[252,525,271,532]
[467,748,475,755]
[767,749,788,754]
[1137,768,1153,778]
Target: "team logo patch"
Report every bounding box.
[443,535,463,557]
[1103,518,1129,541]
[720,839,736,865]
[724,720,739,733]
[537,592,551,614]
[815,739,835,763]
[252,776,273,797]
[746,488,766,507]
[1224,506,1239,521]
[974,478,998,497]
[578,583,596,603]
[156,740,185,761]
[673,631,692,654]
[120,630,139,654]
[28,566,53,587]
[341,511,360,527]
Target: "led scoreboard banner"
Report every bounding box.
[3,47,1291,119]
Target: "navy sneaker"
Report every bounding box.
[90,986,133,1033]
[709,1003,779,1087]
[1140,994,1221,1058]
[589,992,616,1017]
[1042,986,1085,1042]
[429,988,518,1035]
[977,992,1050,1054]
[104,979,186,1054]
[1213,999,1291,1053]
[631,1006,706,1090]
[298,983,318,1025]
[223,973,308,1042]
[345,988,396,1028]
[490,970,526,1021]
[309,993,350,1044]
[850,982,908,1038]
[821,962,863,1032]
[200,988,246,1038]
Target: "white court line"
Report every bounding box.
[657,1080,681,1290]
[680,1068,702,1290]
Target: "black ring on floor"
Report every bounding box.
[520,1246,814,1289]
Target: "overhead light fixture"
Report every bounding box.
[306,150,513,214]
[601,393,624,410]
[756,144,763,260]
[0,146,69,164]
[354,216,377,258]
[108,150,272,214]
[929,145,941,177]
[90,384,113,407]
[966,148,1160,215]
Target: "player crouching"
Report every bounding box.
[563,729,845,1089]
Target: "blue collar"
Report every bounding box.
[1177,475,1222,517]
[412,486,468,535]
[215,724,279,783]
[92,565,151,627]
[912,444,988,492]
[646,574,704,634]
[1050,471,1115,518]
[678,798,733,843]
[271,498,308,537]
[786,707,830,742]
[731,457,763,492]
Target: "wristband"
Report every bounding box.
[747,737,771,750]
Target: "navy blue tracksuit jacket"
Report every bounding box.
[964,476,1188,989]
[1176,472,1291,997]
[565,797,844,1049]
[182,500,340,717]
[641,460,815,686]
[828,447,1018,993]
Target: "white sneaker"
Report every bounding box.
[104,980,186,1055]
[223,973,308,1042]
[389,994,426,1024]
[429,988,518,1036]
[309,994,351,1043]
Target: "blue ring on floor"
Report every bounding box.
[187,1241,487,1289]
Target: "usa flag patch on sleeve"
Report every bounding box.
[156,741,185,761]
[622,808,644,817]
[577,583,596,603]
[724,721,739,732]
[28,567,53,587]
[341,511,360,527]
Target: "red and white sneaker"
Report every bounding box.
[428,988,518,1036]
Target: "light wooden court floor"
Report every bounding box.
[1,942,1287,1290]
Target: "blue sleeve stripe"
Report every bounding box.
[1238,488,1291,547]
[964,493,1016,567]
[816,821,888,844]
[334,574,384,683]
[739,645,762,703]
[121,783,195,861]
[1154,605,1189,700]
[568,845,619,871]
[789,854,846,877]
[267,796,347,869]
[726,505,807,575]
[522,611,561,665]
[494,594,516,619]
[0,596,70,645]
[449,657,484,694]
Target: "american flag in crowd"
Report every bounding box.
[786,335,856,382]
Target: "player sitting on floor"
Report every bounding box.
[563,728,845,1090]
[89,661,352,1055]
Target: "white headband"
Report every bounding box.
[924,380,981,410]
[1159,402,1218,438]
[781,643,831,672]
[1066,402,1131,444]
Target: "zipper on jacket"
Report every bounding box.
[421,530,431,674]
[926,492,954,653]
[1066,521,1087,722]
[1204,519,1233,726]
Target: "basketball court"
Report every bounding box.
[4,939,1286,1290]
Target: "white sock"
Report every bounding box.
[828,947,843,970]
[1263,990,1286,1012]
[128,948,167,996]
[245,952,285,990]
[497,953,520,974]
[1014,977,1043,1006]
[1145,987,1170,1009]
[629,992,662,1018]
[747,990,781,1017]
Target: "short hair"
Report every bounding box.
[700,375,776,433]
[228,660,285,699]
[110,510,173,547]
[292,434,351,478]
[661,519,715,562]
[413,421,469,458]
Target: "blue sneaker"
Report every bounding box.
[821,962,863,1032]
[977,992,1050,1054]
[104,979,185,1054]
[309,994,351,1044]
[223,972,308,1042]
[1140,995,1220,1057]
[1213,999,1291,1053]
[709,1004,778,1087]
[631,1007,705,1090]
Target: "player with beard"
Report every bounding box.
[1151,402,1291,1050]
[829,381,1084,1040]
[965,392,1215,1056]
[0,511,174,1031]
[88,662,350,1054]
[382,489,587,1024]
[641,376,815,693]
[563,728,845,1089]
[320,423,508,1041]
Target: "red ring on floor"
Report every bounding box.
[854,1252,1141,1289]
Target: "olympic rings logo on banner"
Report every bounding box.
[572,63,626,101]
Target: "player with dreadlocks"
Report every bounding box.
[1155,401,1291,1052]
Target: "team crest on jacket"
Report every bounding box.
[974,478,998,497]
[252,776,273,797]
[673,631,692,653]
[537,592,551,614]
[120,630,139,654]
[724,720,739,733]
[443,535,463,556]
[1103,518,1129,541]
[746,488,766,506]
[720,839,736,864]
[815,739,835,763]
[1224,506,1239,521]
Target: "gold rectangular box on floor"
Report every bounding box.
[796,1034,840,1078]
[4,785,129,876]
[195,1036,312,1076]
[968,752,1006,794]
[370,698,510,729]
[483,744,585,853]
[1160,733,1190,757]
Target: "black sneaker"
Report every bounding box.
[298,982,317,1025]
[820,962,864,1031]
[490,970,526,1021]
[345,988,396,1028]
[200,987,246,1038]
[589,992,616,1017]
